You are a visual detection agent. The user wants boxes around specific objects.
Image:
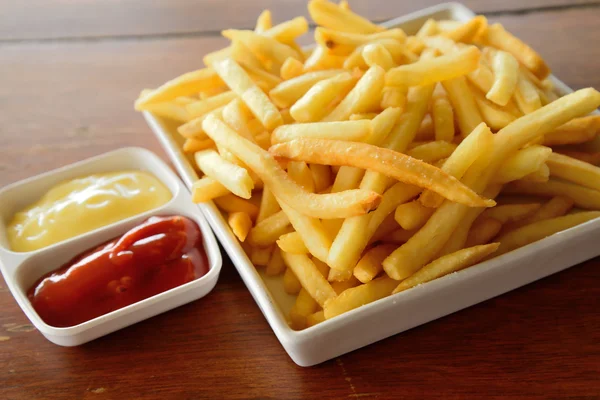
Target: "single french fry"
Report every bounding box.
[521,163,550,183]
[183,138,215,153]
[290,288,320,330]
[465,218,502,247]
[419,122,494,208]
[505,178,600,210]
[322,65,385,122]
[273,119,371,144]
[344,38,409,70]
[542,116,600,146]
[135,68,224,109]
[228,212,253,242]
[203,115,381,218]
[327,267,353,282]
[263,16,309,45]
[467,63,494,93]
[407,141,457,164]
[473,91,517,131]
[386,46,481,87]
[363,43,396,70]
[192,177,230,203]
[394,200,435,231]
[279,201,332,262]
[480,23,550,79]
[546,152,600,192]
[241,61,283,90]
[247,210,291,246]
[310,164,332,193]
[486,50,519,106]
[281,252,337,307]
[186,91,237,119]
[308,0,383,34]
[442,16,487,43]
[306,310,326,327]
[554,150,600,166]
[195,149,254,198]
[251,245,273,266]
[265,246,286,276]
[442,76,483,136]
[254,9,272,33]
[416,19,438,38]
[495,212,600,256]
[144,102,190,122]
[432,85,455,142]
[381,86,407,110]
[415,114,434,141]
[353,244,397,283]
[290,72,357,122]
[303,45,346,71]
[393,243,499,294]
[330,276,361,295]
[212,58,283,130]
[277,231,309,254]
[287,161,315,192]
[502,196,574,232]
[493,145,552,184]
[269,70,343,108]
[213,194,260,219]
[323,277,398,319]
[280,57,305,80]
[283,267,302,294]
[231,39,266,71]
[178,107,225,140]
[515,72,542,114]
[256,186,280,224]
[481,203,541,224]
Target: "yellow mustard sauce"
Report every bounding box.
[7,171,172,252]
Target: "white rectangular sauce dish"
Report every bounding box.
[144,3,600,366]
[0,147,222,346]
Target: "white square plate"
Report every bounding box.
[144,3,600,366]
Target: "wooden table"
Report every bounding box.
[1,1,599,398]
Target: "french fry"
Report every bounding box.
[502,196,574,232]
[392,243,499,294]
[386,46,481,87]
[241,61,283,90]
[187,91,237,119]
[213,194,260,219]
[287,161,316,192]
[272,138,493,206]
[247,210,291,246]
[279,201,332,262]
[228,212,253,241]
[432,85,455,142]
[344,38,409,70]
[554,150,600,166]
[354,244,397,283]
[328,267,353,282]
[283,267,302,294]
[306,310,326,327]
[290,72,358,122]
[330,276,361,294]
[381,86,407,110]
[273,119,370,143]
[521,163,550,183]
[254,9,272,33]
[183,138,215,153]
[442,16,487,43]
[231,39,266,71]
[515,72,542,114]
[251,245,272,266]
[486,50,519,106]
[467,63,494,93]
[315,27,407,56]
[394,200,435,231]
[266,246,286,276]
[442,76,483,136]
[303,46,346,71]
[212,58,283,130]
[481,203,541,224]
[369,214,401,245]
[363,43,396,70]
[416,19,439,38]
[263,16,309,45]
[465,218,502,247]
[290,288,320,330]
[277,231,309,254]
[310,164,332,192]
[280,57,305,80]
[281,252,337,307]
[203,115,381,218]
[269,70,344,108]
[473,92,517,131]
[256,186,280,223]
[546,152,600,192]
[308,0,384,34]
[406,141,457,164]
[322,65,385,122]
[495,212,600,256]
[505,177,600,210]
[480,23,550,79]
[135,68,224,109]
[178,107,225,139]
[542,116,600,146]
[493,145,552,184]
[144,102,190,122]
[323,277,398,319]
[194,149,254,198]
[192,177,230,203]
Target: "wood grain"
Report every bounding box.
[1,1,600,399]
[0,0,598,41]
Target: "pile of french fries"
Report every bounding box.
[135,0,600,330]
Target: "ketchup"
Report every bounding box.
[28,215,209,327]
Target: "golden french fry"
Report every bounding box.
[192,177,230,203]
[203,114,381,218]
[303,45,346,71]
[310,164,332,193]
[290,72,357,122]
[486,50,519,106]
[283,267,302,294]
[240,61,283,90]
[306,310,326,327]
[277,231,309,254]
[251,246,272,265]
[442,76,483,136]
[442,16,487,43]
[546,152,600,192]
[465,218,502,247]
[182,138,215,153]
[213,194,260,219]
[187,91,237,119]
[263,16,309,45]
[493,145,552,184]
[144,102,190,122]
[270,138,494,207]
[323,277,398,319]
[386,46,481,87]
[515,72,542,114]
[392,243,499,294]
[256,186,280,223]
[394,200,435,231]
[502,196,574,232]
[308,0,383,34]
[354,244,397,283]
[212,58,283,130]
[280,57,305,80]
[278,201,332,262]
[542,116,600,146]
[330,276,360,295]
[327,267,353,282]
[135,68,224,109]
[431,85,455,142]
[269,70,344,108]
[281,252,337,307]
[419,123,493,208]
[407,141,457,164]
[381,86,407,110]
[554,150,600,166]
[266,246,286,276]
[254,9,272,33]
[344,38,410,70]
[178,106,225,140]
[480,23,550,79]
[505,179,600,210]
[287,161,315,192]
[416,19,438,38]
[247,210,291,246]
[228,211,253,241]
[481,203,541,224]
[363,43,396,70]
[322,65,385,122]
[495,212,600,256]
[273,119,370,143]
[195,149,254,198]
[473,91,517,131]
[289,288,319,330]
[230,39,265,71]
[467,63,494,93]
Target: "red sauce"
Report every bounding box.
[28,215,209,328]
